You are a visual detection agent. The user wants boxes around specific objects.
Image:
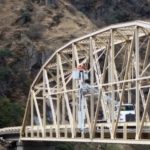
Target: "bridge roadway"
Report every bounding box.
[0,127,20,142]
[1,123,150,145]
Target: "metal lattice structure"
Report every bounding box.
[20,21,150,144]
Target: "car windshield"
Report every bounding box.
[120,105,134,111]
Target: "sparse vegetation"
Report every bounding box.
[27,23,45,40]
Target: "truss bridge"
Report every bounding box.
[1,20,150,145]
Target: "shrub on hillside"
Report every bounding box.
[0,97,24,128]
[0,67,11,81]
[0,49,13,58]
[26,23,45,40]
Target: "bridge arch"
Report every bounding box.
[21,20,150,144]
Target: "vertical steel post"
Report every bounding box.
[128,43,132,104]
[43,70,46,137]
[72,44,76,138]
[110,29,115,139]
[135,26,140,140]
[31,94,34,138]
[57,53,60,137]
[90,37,94,137]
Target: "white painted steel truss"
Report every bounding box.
[20,21,150,144]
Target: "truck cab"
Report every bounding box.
[115,104,135,122]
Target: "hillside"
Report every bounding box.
[0,0,96,128]
[0,0,150,149]
[71,0,150,26]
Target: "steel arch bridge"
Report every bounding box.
[20,20,150,144]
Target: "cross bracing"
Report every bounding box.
[20,20,150,144]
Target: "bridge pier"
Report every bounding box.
[16,142,24,150]
[16,141,56,150]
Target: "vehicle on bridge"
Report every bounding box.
[115,104,135,122]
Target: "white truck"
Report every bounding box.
[103,94,136,123]
[115,104,135,122]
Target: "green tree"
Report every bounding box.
[0,97,24,128]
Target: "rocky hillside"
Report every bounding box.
[71,0,150,26]
[0,0,96,127]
